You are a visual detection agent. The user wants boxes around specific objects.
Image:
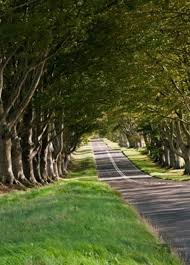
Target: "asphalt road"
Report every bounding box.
[91,139,190,264]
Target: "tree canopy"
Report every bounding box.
[1,0,190,186]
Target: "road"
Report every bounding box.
[91,139,190,264]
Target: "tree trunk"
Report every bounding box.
[21,107,38,184]
[11,125,29,185]
[160,146,165,166]
[63,154,70,173]
[51,128,64,180]
[33,152,44,183]
[22,146,37,184]
[125,136,130,148]
[163,146,170,167]
[140,134,146,148]
[169,150,176,168]
[58,155,64,177]
[168,150,184,169]
[184,149,190,175]
[184,157,190,175]
[53,160,59,180]
[47,143,56,180]
[173,154,182,169]
[40,133,49,182]
[0,131,15,184]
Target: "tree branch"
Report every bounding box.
[9,60,46,129]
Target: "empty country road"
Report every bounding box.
[91,139,190,264]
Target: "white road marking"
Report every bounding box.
[91,140,155,184]
[106,150,151,182]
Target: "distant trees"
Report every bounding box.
[101,1,190,175]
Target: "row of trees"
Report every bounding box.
[2,0,190,186]
[101,1,190,175]
[0,0,134,186]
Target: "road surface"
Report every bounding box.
[91,139,190,264]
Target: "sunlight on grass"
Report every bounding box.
[0,143,182,265]
[122,148,190,181]
[69,144,97,180]
[103,138,190,181]
[103,138,120,150]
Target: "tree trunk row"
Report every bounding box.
[119,119,190,175]
[0,105,75,186]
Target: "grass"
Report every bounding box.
[103,138,120,150]
[104,138,190,181]
[0,143,182,265]
[122,148,190,181]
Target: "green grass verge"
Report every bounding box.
[103,138,120,150]
[0,143,182,265]
[123,148,190,181]
[104,138,190,181]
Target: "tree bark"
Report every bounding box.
[184,157,190,175]
[58,155,64,177]
[0,130,15,184]
[163,146,170,167]
[183,148,190,175]
[63,154,70,173]
[51,125,64,179]
[169,150,176,168]
[47,143,56,181]
[40,132,49,182]
[33,152,44,183]
[174,154,184,169]
[21,107,38,184]
[11,125,29,185]
[53,160,59,180]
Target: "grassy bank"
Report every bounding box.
[122,148,190,181]
[104,138,190,181]
[0,144,182,265]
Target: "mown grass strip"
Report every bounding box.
[123,148,190,181]
[0,143,182,265]
[104,138,190,181]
